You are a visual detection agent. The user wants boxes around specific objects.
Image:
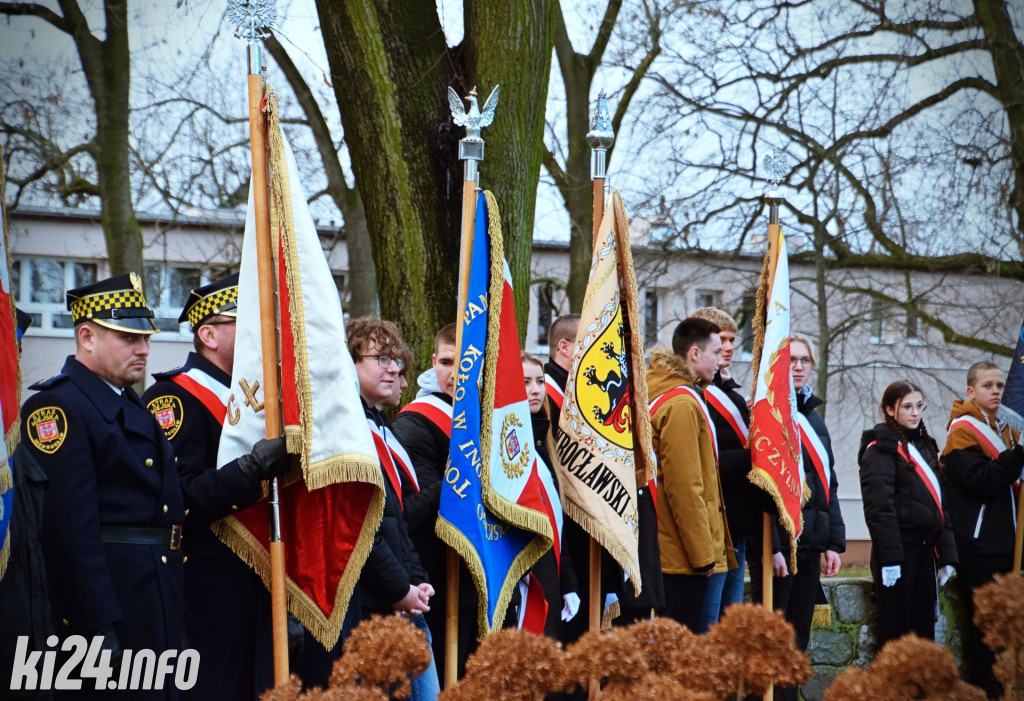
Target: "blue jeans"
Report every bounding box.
[698,540,746,633]
[408,613,440,701]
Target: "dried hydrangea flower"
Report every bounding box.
[330,614,431,699]
[973,573,1024,650]
[439,628,567,701]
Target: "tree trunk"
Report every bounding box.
[463,0,556,328]
[316,0,555,364]
[343,190,379,318]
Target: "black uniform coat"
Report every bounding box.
[143,352,271,701]
[21,356,185,698]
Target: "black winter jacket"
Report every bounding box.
[359,404,429,614]
[858,423,957,568]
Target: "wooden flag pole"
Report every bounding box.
[246,58,289,684]
[586,91,614,701]
[446,85,498,689]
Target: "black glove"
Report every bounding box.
[92,624,124,670]
[237,436,292,484]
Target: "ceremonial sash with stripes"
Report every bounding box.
[949,415,1018,526]
[544,374,564,410]
[648,384,718,514]
[171,366,231,426]
[398,395,452,438]
[867,439,943,516]
[367,419,419,510]
[705,384,748,444]
[795,412,832,505]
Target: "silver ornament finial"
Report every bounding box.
[227,0,277,44]
[762,148,789,198]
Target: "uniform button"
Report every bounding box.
[183,556,188,564]
[231,505,238,512]
[184,509,190,517]
[175,457,179,463]
[62,618,69,627]
[145,458,154,467]
[163,505,168,513]
[161,555,167,564]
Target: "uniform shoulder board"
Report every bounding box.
[151,366,186,382]
[147,394,184,440]
[28,373,68,391]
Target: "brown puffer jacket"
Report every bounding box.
[647,347,736,575]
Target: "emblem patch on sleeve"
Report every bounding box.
[147,395,184,440]
[27,407,68,454]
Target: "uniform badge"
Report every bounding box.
[27,407,68,454]
[147,395,184,440]
[500,413,529,479]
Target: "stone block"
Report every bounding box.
[808,629,855,666]
[834,581,871,623]
[801,669,839,701]
[854,624,876,668]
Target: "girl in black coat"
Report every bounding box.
[859,380,957,647]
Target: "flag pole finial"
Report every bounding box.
[449,85,499,183]
[228,0,277,75]
[762,147,788,225]
[587,90,615,181]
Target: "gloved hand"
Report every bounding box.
[561,592,581,622]
[881,565,901,588]
[92,624,124,669]
[938,565,954,587]
[238,437,291,484]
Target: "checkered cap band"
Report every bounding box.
[69,289,149,323]
[187,286,238,329]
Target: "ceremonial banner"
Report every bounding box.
[439,191,560,634]
[216,90,384,647]
[747,224,804,567]
[999,316,1024,432]
[555,190,654,593]
[0,146,18,581]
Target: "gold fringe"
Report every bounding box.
[435,517,494,636]
[612,192,656,487]
[5,418,21,459]
[812,604,832,628]
[0,531,8,583]
[602,600,620,630]
[747,242,772,409]
[0,464,11,494]
[211,485,384,649]
[303,453,383,492]
[284,425,303,455]
[747,466,802,573]
[562,497,643,598]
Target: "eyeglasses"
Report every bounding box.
[790,356,814,367]
[899,401,927,413]
[360,354,405,371]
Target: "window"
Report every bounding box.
[869,298,892,345]
[644,289,660,348]
[12,257,98,331]
[907,310,924,345]
[737,290,756,358]
[695,289,721,311]
[536,283,555,347]
[146,264,203,333]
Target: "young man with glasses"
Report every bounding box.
[748,333,845,701]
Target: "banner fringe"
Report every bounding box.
[0,464,11,494]
[5,418,20,458]
[998,406,1024,434]
[812,604,832,628]
[0,531,8,582]
[303,453,382,492]
[562,498,642,597]
[747,467,802,573]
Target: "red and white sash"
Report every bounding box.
[544,374,565,410]
[367,419,419,509]
[705,384,748,444]
[649,384,719,514]
[795,412,832,505]
[949,415,1007,458]
[398,394,453,438]
[171,366,231,426]
[901,441,943,517]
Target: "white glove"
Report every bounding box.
[938,565,954,587]
[882,565,901,588]
[561,592,581,622]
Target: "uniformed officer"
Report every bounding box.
[20,273,180,699]
[142,274,289,701]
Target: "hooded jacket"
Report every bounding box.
[647,347,735,575]
[940,399,1023,570]
[858,422,957,568]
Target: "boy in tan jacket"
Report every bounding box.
[647,317,736,631]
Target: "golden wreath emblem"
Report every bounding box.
[500,412,530,480]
